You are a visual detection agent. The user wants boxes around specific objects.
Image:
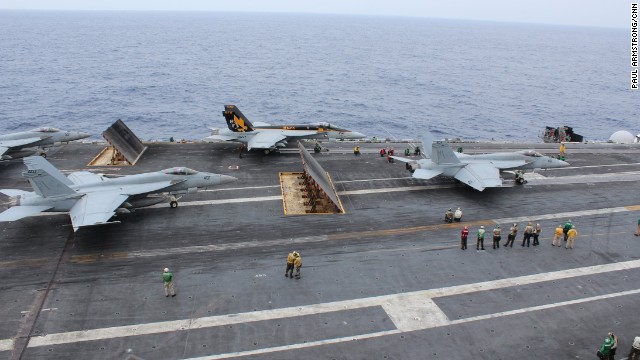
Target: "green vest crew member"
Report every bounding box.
[163,268,176,297]
[294,253,302,279]
[563,220,573,241]
[635,218,640,236]
[476,226,486,250]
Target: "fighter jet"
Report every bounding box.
[0,157,237,231]
[0,127,91,160]
[204,105,366,154]
[392,133,569,191]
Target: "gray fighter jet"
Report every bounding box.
[392,133,569,191]
[0,157,237,231]
[0,127,91,160]
[205,105,366,154]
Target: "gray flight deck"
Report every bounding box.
[1,140,639,360]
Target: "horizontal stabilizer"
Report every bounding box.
[412,169,444,180]
[0,205,52,221]
[0,136,45,150]
[0,189,29,197]
[0,146,8,157]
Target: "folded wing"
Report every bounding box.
[454,163,503,191]
[69,192,128,231]
[247,132,287,150]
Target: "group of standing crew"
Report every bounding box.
[460,220,578,250]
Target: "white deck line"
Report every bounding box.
[185,288,640,360]
[22,258,640,349]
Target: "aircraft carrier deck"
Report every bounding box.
[1,140,639,360]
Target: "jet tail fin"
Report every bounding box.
[222,105,255,132]
[22,156,75,197]
[421,133,435,158]
[431,142,460,165]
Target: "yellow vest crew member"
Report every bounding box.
[294,253,302,279]
[552,224,564,247]
[566,226,578,249]
[285,252,296,278]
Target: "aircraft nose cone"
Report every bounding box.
[558,159,570,167]
[219,174,238,184]
[351,131,366,139]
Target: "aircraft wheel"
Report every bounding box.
[170,201,178,208]
[40,152,47,158]
[264,149,271,155]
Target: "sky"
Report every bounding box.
[0,0,631,29]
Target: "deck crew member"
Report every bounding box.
[445,208,453,223]
[454,207,462,222]
[286,251,296,278]
[635,217,640,236]
[414,146,421,155]
[532,223,541,246]
[163,268,176,297]
[460,226,469,250]
[492,224,501,249]
[552,224,564,247]
[559,142,565,157]
[628,335,640,360]
[566,226,578,249]
[505,223,518,247]
[522,222,533,247]
[563,220,573,241]
[294,252,302,279]
[476,226,486,251]
[354,146,360,156]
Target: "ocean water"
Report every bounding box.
[0,11,636,142]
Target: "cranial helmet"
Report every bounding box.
[480,226,484,229]
[164,268,169,272]
[496,224,500,228]
[464,226,468,230]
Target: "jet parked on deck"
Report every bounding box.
[0,127,90,160]
[392,133,569,191]
[0,157,237,231]
[204,105,366,154]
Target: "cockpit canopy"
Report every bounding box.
[518,150,543,157]
[31,127,60,133]
[162,167,198,175]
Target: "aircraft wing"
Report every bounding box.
[69,192,129,231]
[123,180,187,196]
[0,146,8,156]
[454,163,503,191]
[247,131,288,150]
[390,156,414,163]
[204,134,240,142]
[67,171,103,185]
[0,205,53,221]
[412,169,444,180]
[487,160,528,169]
